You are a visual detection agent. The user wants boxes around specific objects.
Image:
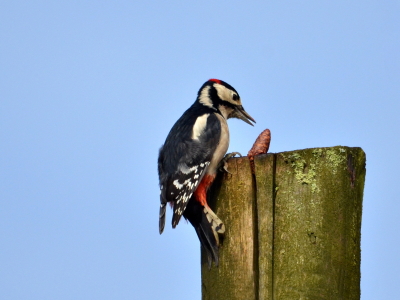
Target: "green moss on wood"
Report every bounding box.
[279,147,352,194]
[202,147,366,300]
[273,147,365,299]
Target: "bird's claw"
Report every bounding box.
[218,152,242,173]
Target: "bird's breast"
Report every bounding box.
[207,114,229,175]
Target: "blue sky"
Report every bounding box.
[1,1,399,299]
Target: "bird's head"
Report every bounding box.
[196,79,256,126]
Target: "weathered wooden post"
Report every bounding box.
[202,146,366,300]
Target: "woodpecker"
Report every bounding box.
[158,79,255,267]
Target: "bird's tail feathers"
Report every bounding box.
[159,203,166,234]
[195,219,220,267]
[184,200,225,268]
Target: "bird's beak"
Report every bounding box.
[234,105,256,126]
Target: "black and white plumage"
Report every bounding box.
[158,79,255,267]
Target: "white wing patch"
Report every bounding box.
[192,114,209,141]
[173,180,184,189]
[178,163,198,175]
[171,161,210,226]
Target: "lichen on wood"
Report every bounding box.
[202,146,366,300]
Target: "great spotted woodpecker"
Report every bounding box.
[158,79,255,267]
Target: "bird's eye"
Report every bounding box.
[232,94,238,101]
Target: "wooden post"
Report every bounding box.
[202,146,366,300]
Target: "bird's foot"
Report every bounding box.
[218,152,242,173]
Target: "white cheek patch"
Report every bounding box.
[192,114,209,140]
[214,83,242,105]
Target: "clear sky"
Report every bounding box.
[1,1,399,299]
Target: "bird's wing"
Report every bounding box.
[159,112,221,228]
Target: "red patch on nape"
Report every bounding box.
[208,78,222,84]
